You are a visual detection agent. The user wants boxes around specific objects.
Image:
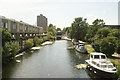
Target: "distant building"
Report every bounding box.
[0,16,43,39]
[89,25,120,29]
[103,25,120,29]
[37,14,48,32]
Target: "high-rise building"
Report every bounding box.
[37,14,48,32]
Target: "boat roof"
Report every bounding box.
[90,53,105,55]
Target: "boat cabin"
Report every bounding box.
[90,53,106,60]
[91,60,115,69]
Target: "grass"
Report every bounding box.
[85,45,96,53]
[108,58,120,78]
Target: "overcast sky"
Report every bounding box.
[0,0,119,29]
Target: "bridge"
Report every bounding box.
[56,31,63,40]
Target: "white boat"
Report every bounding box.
[85,53,117,78]
[75,44,87,54]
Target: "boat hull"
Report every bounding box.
[86,63,117,78]
[75,46,88,54]
[75,49,88,54]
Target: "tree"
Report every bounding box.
[3,41,20,58]
[85,19,105,43]
[108,29,120,38]
[92,19,105,27]
[116,41,120,54]
[1,28,12,46]
[99,36,117,57]
[70,17,88,41]
[92,27,120,56]
[56,28,61,32]
[108,29,120,54]
[47,24,57,39]
[62,27,71,38]
[93,27,110,41]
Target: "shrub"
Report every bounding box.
[39,38,44,44]
[3,41,20,58]
[43,36,50,41]
[33,37,39,46]
[25,39,33,49]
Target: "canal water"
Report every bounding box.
[2,40,100,79]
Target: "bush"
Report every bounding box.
[25,39,33,49]
[43,36,50,41]
[38,38,44,44]
[33,37,39,46]
[3,41,20,58]
[50,35,56,40]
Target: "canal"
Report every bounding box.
[3,40,97,79]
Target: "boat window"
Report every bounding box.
[91,55,93,58]
[94,55,100,59]
[101,55,106,59]
[108,65,113,68]
[101,65,107,68]
[97,64,100,67]
[92,61,96,65]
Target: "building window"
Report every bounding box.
[13,23,16,29]
[20,24,23,30]
[3,23,8,28]
[25,25,27,31]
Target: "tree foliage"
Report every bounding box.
[92,27,120,56]
[47,24,57,39]
[1,28,12,46]
[85,19,105,42]
[92,19,105,27]
[63,17,119,56]
[93,27,110,41]
[70,17,88,41]
[62,27,71,38]
[99,36,117,56]
[56,28,61,31]
[33,37,39,46]
[25,39,33,49]
[3,41,20,58]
